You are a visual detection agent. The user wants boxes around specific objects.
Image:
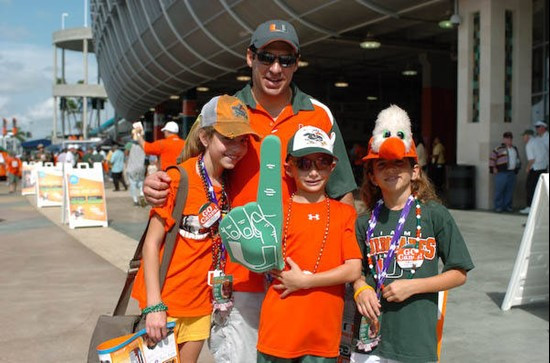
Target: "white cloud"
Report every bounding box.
[0,24,30,42]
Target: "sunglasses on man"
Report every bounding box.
[291,156,335,171]
[253,50,298,68]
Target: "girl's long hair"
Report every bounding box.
[177,115,215,163]
[360,158,441,211]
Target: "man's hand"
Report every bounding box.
[143,171,171,207]
[219,135,284,273]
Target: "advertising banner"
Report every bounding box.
[35,163,63,207]
[21,161,40,195]
[64,162,108,229]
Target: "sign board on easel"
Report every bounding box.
[21,161,40,195]
[35,162,64,207]
[501,173,549,310]
[63,162,108,229]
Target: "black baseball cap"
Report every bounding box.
[250,20,300,52]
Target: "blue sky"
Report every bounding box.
[0,0,112,139]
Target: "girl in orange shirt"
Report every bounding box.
[131,95,258,363]
[257,126,362,362]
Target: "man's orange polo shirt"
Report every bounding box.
[143,135,185,171]
[224,83,357,292]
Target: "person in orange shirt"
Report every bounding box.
[142,20,357,363]
[136,120,185,171]
[6,152,22,193]
[131,95,259,363]
[257,126,362,362]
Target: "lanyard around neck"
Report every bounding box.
[365,195,415,297]
[198,155,219,205]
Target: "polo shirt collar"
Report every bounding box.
[235,83,315,115]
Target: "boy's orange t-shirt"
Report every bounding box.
[257,199,362,358]
[132,157,221,317]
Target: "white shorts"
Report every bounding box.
[208,291,265,363]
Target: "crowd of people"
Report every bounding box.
[490,121,549,214]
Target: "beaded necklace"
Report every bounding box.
[364,194,422,298]
[282,193,330,274]
[197,154,230,272]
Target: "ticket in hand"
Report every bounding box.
[132,121,143,131]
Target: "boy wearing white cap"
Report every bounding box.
[257,126,362,362]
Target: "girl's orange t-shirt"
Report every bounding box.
[257,199,362,358]
[132,156,222,317]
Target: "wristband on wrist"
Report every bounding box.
[353,284,374,301]
[142,301,168,315]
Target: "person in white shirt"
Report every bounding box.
[520,129,549,214]
[65,145,77,167]
[534,120,549,155]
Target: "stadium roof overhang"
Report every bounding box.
[90,0,457,121]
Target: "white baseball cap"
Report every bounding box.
[286,126,337,159]
[161,121,179,133]
[534,120,547,128]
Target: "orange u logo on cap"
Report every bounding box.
[269,23,285,33]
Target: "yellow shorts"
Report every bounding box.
[169,315,211,344]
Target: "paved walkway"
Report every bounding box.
[0,181,548,362]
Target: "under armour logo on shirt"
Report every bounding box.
[308,214,320,220]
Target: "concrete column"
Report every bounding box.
[456,0,532,209]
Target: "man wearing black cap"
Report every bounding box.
[143,19,357,362]
[489,132,521,212]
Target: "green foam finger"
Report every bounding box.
[256,135,283,218]
[219,135,285,272]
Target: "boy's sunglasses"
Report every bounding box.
[292,156,335,171]
[253,51,298,68]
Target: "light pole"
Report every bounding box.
[61,12,69,29]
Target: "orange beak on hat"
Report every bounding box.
[363,137,418,162]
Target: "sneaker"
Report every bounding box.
[494,208,503,213]
[519,207,530,215]
[505,207,514,213]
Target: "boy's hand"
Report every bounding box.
[143,171,171,206]
[271,257,310,298]
[355,286,381,321]
[382,279,417,302]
